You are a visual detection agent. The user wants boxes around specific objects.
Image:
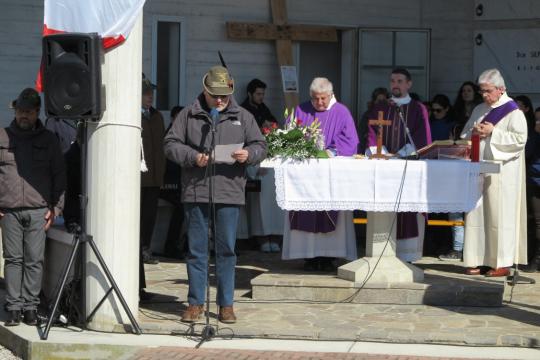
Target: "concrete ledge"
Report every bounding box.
[251,272,504,306]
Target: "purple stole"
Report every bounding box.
[289,211,338,233]
[482,101,519,125]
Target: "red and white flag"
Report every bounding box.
[37,0,146,90]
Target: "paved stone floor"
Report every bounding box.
[136,251,540,348]
[131,347,489,360]
[0,346,19,360]
[1,251,539,359]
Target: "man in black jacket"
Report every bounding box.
[164,66,266,324]
[241,78,277,129]
[0,88,66,326]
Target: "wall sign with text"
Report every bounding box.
[474,29,540,93]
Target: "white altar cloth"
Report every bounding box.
[273,157,482,213]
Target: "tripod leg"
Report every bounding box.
[86,237,142,335]
[41,235,81,340]
[86,287,114,323]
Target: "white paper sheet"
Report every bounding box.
[213,143,244,164]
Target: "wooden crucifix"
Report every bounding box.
[227,0,338,110]
[368,111,392,159]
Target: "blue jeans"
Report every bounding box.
[184,203,239,306]
[448,212,464,251]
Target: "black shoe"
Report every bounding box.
[142,251,159,265]
[23,310,38,326]
[439,250,463,261]
[318,258,337,272]
[303,258,319,271]
[5,310,21,327]
[522,256,540,273]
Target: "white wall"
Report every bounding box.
[1,0,539,125]
[0,0,43,127]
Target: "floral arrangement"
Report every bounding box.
[262,109,327,160]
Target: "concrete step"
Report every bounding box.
[251,270,504,306]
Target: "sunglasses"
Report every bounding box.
[208,93,229,100]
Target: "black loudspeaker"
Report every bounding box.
[42,33,103,119]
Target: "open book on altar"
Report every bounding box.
[417,139,471,160]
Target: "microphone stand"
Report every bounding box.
[196,110,218,348]
[396,105,419,159]
[507,263,536,286]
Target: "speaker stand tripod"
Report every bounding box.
[41,121,142,340]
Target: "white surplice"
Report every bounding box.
[396,214,426,263]
[281,211,357,260]
[460,93,528,268]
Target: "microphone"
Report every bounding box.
[210,108,219,131]
[395,104,418,158]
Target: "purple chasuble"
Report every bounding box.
[483,101,519,126]
[367,100,432,153]
[293,101,359,156]
[367,100,432,239]
[290,100,360,233]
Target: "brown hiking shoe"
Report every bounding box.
[218,306,237,324]
[181,304,204,323]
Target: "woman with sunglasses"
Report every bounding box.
[426,95,463,261]
[429,94,455,141]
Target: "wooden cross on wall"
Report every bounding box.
[227,0,338,110]
[368,111,392,159]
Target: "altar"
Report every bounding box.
[263,157,498,286]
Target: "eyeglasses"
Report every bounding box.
[432,108,445,113]
[478,87,498,95]
[208,94,229,100]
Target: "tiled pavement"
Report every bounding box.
[131,347,491,360]
[0,347,19,360]
[0,251,539,359]
[135,252,540,347]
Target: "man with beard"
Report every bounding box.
[0,88,65,326]
[367,68,432,262]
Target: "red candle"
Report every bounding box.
[471,133,480,162]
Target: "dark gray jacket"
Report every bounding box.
[164,94,267,205]
[0,120,66,214]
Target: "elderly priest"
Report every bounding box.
[281,77,359,271]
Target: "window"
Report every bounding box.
[358,29,430,115]
[152,16,186,111]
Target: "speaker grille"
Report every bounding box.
[45,53,92,117]
[42,33,102,119]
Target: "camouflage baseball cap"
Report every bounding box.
[203,66,234,96]
[11,88,41,110]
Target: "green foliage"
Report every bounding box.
[262,109,326,160]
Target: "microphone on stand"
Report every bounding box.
[395,104,418,159]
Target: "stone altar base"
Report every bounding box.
[251,258,504,307]
[338,256,424,283]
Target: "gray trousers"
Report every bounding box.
[0,208,48,311]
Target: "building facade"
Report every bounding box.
[1,0,540,126]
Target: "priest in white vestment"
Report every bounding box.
[460,68,528,277]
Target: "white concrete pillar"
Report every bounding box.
[85,15,142,331]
